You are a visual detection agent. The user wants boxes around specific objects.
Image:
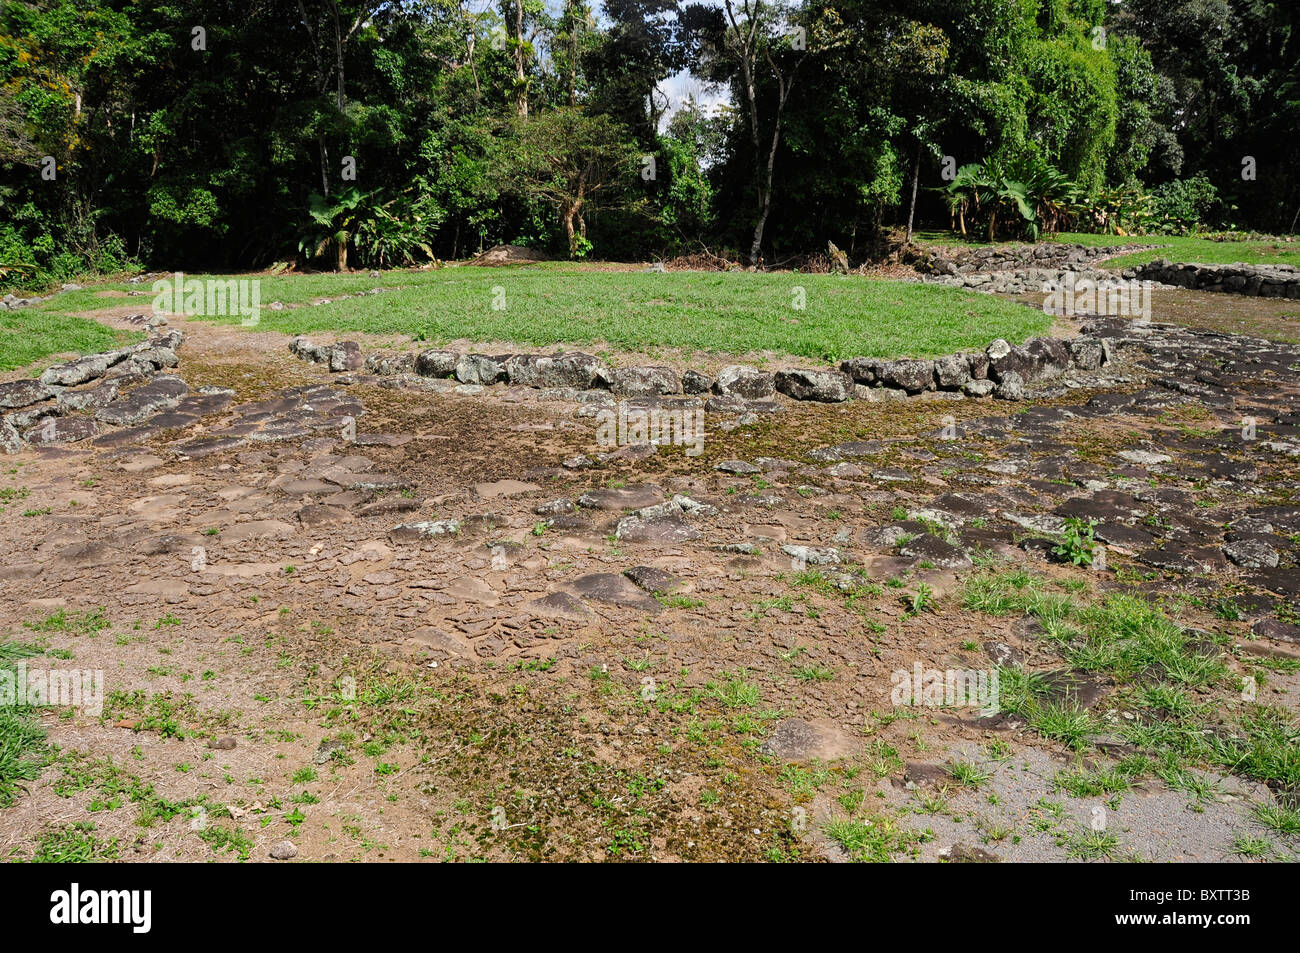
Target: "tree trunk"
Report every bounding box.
[566,0,579,107]
[332,0,346,112]
[724,0,764,267]
[748,82,791,269]
[562,203,576,257]
[749,202,769,268]
[318,135,331,198]
[726,0,805,269]
[905,141,921,244]
[296,0,333,197]
[513,1,528,117]
[336,236,347,271]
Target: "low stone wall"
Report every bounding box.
[921,245,1300,300]
[0,330,190,452]
[919,265,1116,296]
[1,283,82,311]
[290,332,1113,405]
[915,242,1151,276]
[1129,259,1300,299]
[841,335,1112,400]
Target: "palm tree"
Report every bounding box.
[944,163,994,237]
[298,187,373,270]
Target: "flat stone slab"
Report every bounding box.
[1137,544,1227,574]
[1252,618,1300,644]
[830,440,886,457]
[1118,449,1173,467]
[57,381,120,413]
[353,433,412,447]
[0,379,54,409]
[222,519,296,542]
[568,573,662,612]
[23,416,100,445]
[474,479,540,499]
[297,504,352,527]
[615,515,700,543]
[175,436,247,457]
[623,566,682,595]
[1039,670,1110,709]
[356,497,422,517]
[577,485,664,510]
[97,376,189,425]
[1093,522,1157,550]
[390,519,461,542]
[898,533,972,570]
[758,718,855,762]
[781,544,840,566]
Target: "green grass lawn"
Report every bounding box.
[913,229,1300,269]
[48,265,1052,363]
[1,309,140,373]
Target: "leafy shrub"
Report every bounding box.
[1053,517,1098,567]
[1147,175,1221,234]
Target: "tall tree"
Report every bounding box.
[493,109,640,255]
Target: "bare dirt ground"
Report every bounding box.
[2,287,1298,863]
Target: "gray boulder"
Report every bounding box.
[682,369,713,394]
[57,381,119,413]
[366,352,415,376]
[505,352,609,389]
[0,416,22,454]
[290,337,330,363]
[774,369,852,402]
[1066,338,1106,370]
[934,353,972,389]
[994,371,1026,400]
[132,346,179,371]
[986,339,1030,383]
[455,353,508,385]
[713,365,775,399]
[1023,338,1070,379]
[39,354,113,387]
[840,357,881,385]
[328,341,364,372]
[414,349,457,378]
[610,365,680,397]
[0,379,54,410]
[875,359,935,393]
